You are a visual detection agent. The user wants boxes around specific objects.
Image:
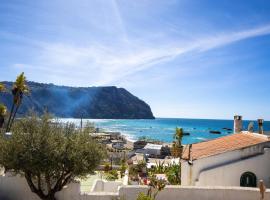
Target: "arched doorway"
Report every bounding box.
[240,172,257,187]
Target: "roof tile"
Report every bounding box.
[182,133,269,160]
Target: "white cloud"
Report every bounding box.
[13,24,270,86]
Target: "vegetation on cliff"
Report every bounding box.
[0,81,155,119]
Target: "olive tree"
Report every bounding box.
[0,113,105,200]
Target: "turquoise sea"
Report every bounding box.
[60,118,270,144]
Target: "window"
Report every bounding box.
[240,172,257,187]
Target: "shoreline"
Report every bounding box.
[59,118,270,144]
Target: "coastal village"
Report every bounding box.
[1,0,270,199]
[91,115,270,188]
[0,75,270,200]
[1,99,270,200]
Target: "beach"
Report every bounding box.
[59,118,270,144]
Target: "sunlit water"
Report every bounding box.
[59,118,270,144]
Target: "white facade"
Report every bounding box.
[143,143,162,155]
[181,138,270,187]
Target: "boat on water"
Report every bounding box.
[222,127,232,131]
[209,130,221,134]
[183,132,190,136]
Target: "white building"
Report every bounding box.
[181,131,270,187]
[143,143,163,156]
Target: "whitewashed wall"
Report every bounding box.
[181,142,270,187]
[1,174,270,200]
[0,173,40,200]
[197,148,270,187]
[118,186,270,200]
[0,173,81,200]
[91,179,122,192]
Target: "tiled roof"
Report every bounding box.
[182,133,269,161]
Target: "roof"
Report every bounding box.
[134,140,147,144]
[90,133,111,137]
[182,132,269,161]
[144,143,163,150]
[111,139,124,143]
[147,158,180,167]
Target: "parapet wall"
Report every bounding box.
[119,185,270,200]
[0,174,269,200]
[91,179,122,192]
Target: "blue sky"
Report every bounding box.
[1,0,270,120]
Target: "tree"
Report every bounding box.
[0,83,5,92]
[0,83,6,129]
[0,104,7,128]
[120,159,127,178]
[171,127,183,158]
[170,128,183,185]
[0,112,105,200]
[6,72,29,132]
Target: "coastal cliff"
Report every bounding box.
[0,81,155,119]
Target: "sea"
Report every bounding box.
[60,118,270,144]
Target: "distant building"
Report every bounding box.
[160,145,171,158]
[133,140,147,150]
[106,132,121,140]
[143,143,163,156]
[181,132,270,187]
[132,143,170,158]
[128,153,146,165]
[111,140,125,150]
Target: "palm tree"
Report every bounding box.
[0,104,7,128]
[171,128,183,186]
[6,72,29,132]
[172,127,183,158]
[0,83,6,129]
[174,128,183,143]
[0,83,5,92]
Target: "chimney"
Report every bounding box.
[258,119,264,134]
[188,144,193,165]
[234,115,242,133]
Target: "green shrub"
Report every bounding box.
[136,192,153,200]
[105,170,118,181]
[165,164,181,185]
[120,161,127,178]
[104,162,111,172]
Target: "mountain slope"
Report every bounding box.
[0,81,155,119]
